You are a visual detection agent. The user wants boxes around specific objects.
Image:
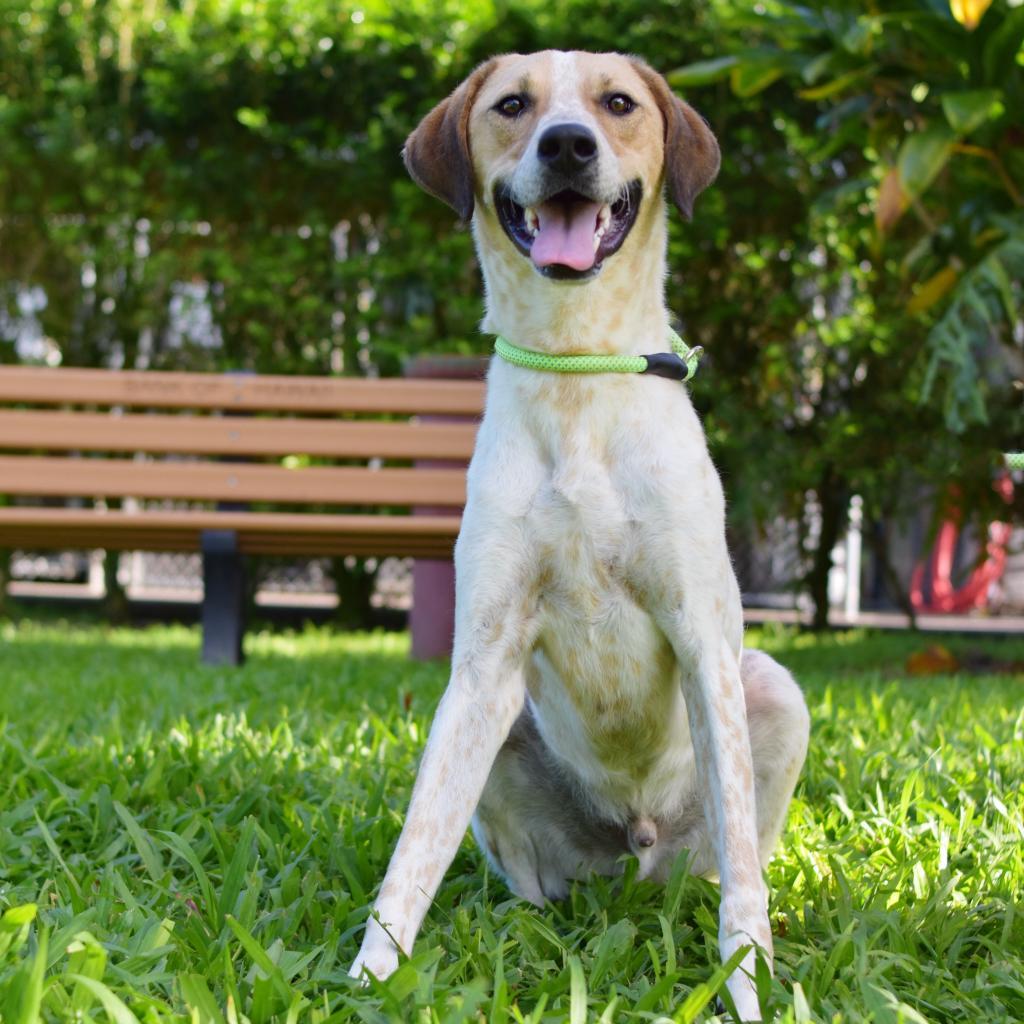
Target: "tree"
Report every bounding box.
[671,0,1024,625]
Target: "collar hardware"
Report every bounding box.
[642,349,703,381]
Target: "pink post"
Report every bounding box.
[404,355,488,660]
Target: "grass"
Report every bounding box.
[0,618,1022,1023]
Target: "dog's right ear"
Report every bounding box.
[403,59,499,222]
[629,58,720,220]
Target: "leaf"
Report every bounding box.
[32,810,83,901]
[159,829,218,926]
[950,0,993,31]
[731,59,786,98]
[180,974,228,1024]
[897,127,955,201]
[906,645,960,675]
[907,265,959,315]
[876,167,908,234]
[666,56,738,88]
[65,974,141,1024]
[675,943,755,1023]
[941,89,1002,135]
[218,817,256,921]
[67,931,108,1013]
[922,222,1024,430]
[801,51,837,85]
[841,18,876,56]
[589,919,635,988]
[983,7,1024,83]
[798,66,875,101]
[632,972,679,1013]
[568,955,587,1024]
[14,927,47,1024]
[793,982,812,1023]
[1,905,37,930]
[236,107,268,130]
[112,802,163,882]
[224,916,293,1004]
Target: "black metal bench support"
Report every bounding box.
[201,529,245,666]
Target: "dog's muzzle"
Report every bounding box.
[494,122,643,284]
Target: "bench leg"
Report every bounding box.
[201,529,245,666]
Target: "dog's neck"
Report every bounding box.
[473,199,671,357]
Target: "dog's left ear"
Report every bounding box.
[629,58,721,220]
[403,59,499,222]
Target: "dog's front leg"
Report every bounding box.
[672,626,772,1022]
[349,609,529,981]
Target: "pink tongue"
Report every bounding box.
[530,199,603,271]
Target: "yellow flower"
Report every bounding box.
[950,0,992,30]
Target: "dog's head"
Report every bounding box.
[404,50,719,283]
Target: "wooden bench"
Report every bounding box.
[0,365,485,663]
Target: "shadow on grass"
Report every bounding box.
[749,622,1024,688]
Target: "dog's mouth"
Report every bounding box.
[494,180,643,281]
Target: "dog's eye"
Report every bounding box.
[495,95,527,118]
[605,93,635,116]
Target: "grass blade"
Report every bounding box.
[65,973,140,1024]
[113,802,164,882]
[568,954,587,1024]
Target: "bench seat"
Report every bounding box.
[0,508,463,558]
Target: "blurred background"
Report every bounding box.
[1,0,1022,631]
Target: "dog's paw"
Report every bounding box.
[348,945,400,985]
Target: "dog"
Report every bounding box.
[349,50,810,1020]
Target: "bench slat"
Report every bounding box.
[0,410,478,459]
[0,508,460,558]
[0,456,467,506]
[0,366,487,415]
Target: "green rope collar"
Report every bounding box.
[494,328,702,383]
[1007,453,1023,471]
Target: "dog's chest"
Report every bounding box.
[525,441,690,801]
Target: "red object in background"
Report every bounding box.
[911,473,1014,613]
[404,355,488,660]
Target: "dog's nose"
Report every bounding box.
[536,123,597,175]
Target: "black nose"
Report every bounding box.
[537,122,597,175]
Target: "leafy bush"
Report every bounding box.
[1,0,1021,623]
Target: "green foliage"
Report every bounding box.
[923,218,1024,431]
[669,0,1024,619]
[1,0,1022,624]
[672,0,1024,436]
[1,620,1023,1021]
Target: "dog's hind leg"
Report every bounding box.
[648,647,809,888]
[472,702,628,904]
[740,648,810,864]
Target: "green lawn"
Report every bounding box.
[1,619,1022,1023]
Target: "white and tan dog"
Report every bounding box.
[350,50,810,1020]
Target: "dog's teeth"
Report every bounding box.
[525,207,539,235]
[598,204,612,230]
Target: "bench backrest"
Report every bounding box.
[0,366,486,510]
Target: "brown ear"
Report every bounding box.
[403,59,498,221]
[629,58,721,219]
